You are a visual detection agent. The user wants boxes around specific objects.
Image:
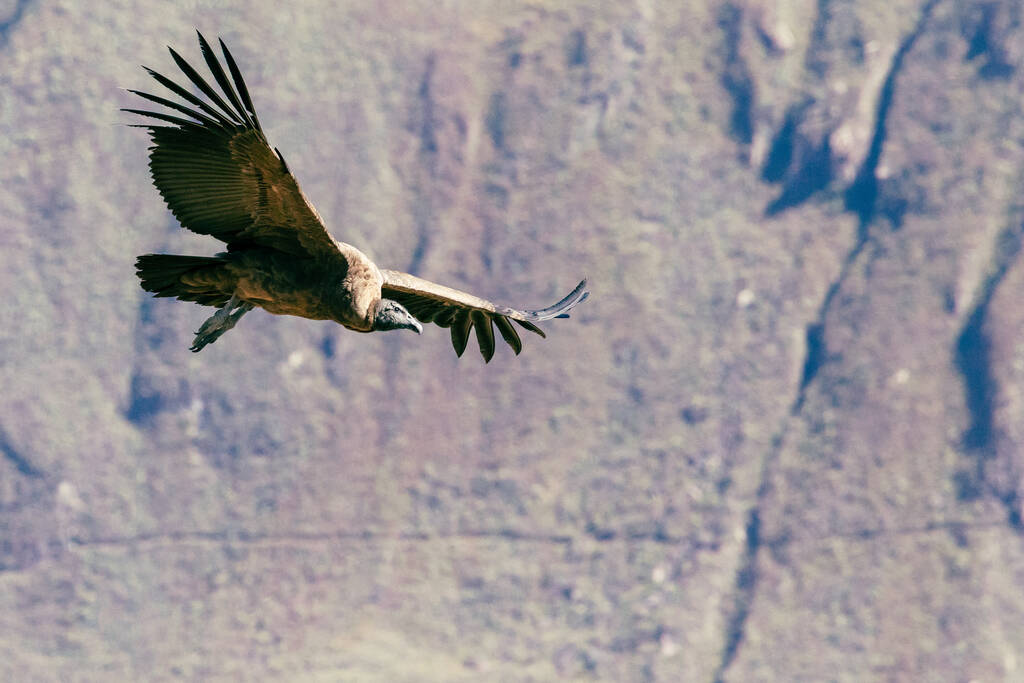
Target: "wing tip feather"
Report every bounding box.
[515,278,589,322]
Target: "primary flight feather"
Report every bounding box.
[129,32,589,361]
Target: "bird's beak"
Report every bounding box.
[410,319,423,335]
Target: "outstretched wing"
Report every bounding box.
[381,270,589,362]
[125,31,340,260]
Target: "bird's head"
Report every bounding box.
[372,299,422,334]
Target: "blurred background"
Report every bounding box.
[3,0,1024,680]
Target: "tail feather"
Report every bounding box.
[136,253,232,306]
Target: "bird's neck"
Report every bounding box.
[325,243,383,332]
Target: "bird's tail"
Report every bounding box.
[136,253,233,306]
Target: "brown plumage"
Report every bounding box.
[129,32,588,360]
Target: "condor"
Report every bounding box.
[129,32,588,360]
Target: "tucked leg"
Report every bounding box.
[191,294,254,352]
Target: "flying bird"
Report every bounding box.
[128,32,588,361]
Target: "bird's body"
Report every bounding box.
[129,33,588,359]
[141,242,381,327]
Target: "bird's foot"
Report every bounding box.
[191,296,253,352]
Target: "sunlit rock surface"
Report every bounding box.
[2,1,1023,680]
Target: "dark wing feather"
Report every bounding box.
[450,312,473,358]
[125,31,340,260]
[472,311,496,363]
[381,269,588,361]
[493,316,523,355]
[219,37,263,131]
[196,33,256,130]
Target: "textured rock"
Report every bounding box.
[2,0,1023,680]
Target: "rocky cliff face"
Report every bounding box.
[3,1,1024,680]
